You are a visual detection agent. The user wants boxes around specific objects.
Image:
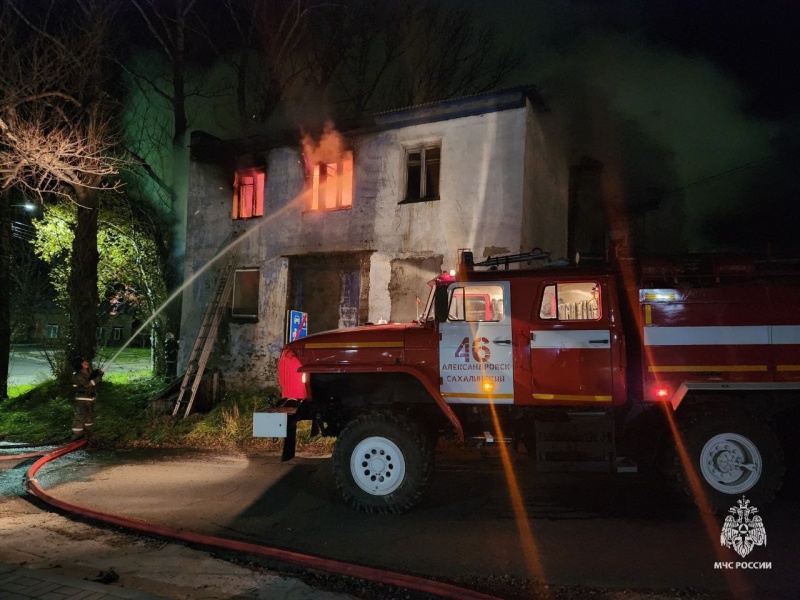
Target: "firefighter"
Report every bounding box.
[71,357,104,440]
[164,333,179,380]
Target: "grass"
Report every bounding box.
[96,346,152,363]
[7,383,36,398]
[0,373,333,454]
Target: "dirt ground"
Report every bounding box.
[0,491,354,599]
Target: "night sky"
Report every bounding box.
[468,0,800,253]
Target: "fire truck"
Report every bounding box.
[254,248,800,514]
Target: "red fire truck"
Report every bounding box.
[254,248,800,514]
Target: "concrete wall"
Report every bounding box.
[180,99,568,389]
[524,103,570,259]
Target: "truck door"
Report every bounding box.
[529,278,614,405]
[439,282,514,404]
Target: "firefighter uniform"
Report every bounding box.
[72,360,103,439]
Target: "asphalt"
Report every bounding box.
[0,563,169,600]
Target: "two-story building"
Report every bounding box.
[180,86,569,389]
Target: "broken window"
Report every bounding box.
[232,269,260,319]
[403,145,440,203]
[232,168,265,219]
[310,151,353,211]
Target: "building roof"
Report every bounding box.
[190,85,546,164]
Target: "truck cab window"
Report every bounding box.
[448,285,505,322]
[540,282,601,321]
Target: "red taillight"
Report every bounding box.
[654,387,670,400]
[278,350,306,399]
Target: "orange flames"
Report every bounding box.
[300,122,353,210]
[301,122,346,171]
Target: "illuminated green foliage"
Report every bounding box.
[32,193,169,323]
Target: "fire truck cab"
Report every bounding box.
[254,248,800,514]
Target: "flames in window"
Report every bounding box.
[232,168,265,219]
[301,123,353,211]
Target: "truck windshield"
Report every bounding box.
[421,284,437,322]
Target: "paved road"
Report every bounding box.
[8,347,151,386]
[30,447,800,600]
[7,350,54,386]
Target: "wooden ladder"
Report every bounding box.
[172,251,238,418]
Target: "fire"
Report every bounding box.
[301,121,346,170]
[300,122,352,210]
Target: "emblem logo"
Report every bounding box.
[720,497,767,558]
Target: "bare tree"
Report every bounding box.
[224,0,315,128]
[225,0,523,123]
[381,1,523,108]
[0,0,123,393]
[320,1,410,118]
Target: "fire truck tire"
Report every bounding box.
[333,411,434,514]
[675,411,784,513]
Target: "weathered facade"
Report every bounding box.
[180,87,569,388]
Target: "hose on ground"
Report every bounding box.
[0,441,62,460]
[24,441,504,600]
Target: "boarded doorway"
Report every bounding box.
[389,256,443,323]
[288,253,371,334]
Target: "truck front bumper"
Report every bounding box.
[253,399,304,461]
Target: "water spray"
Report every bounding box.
[99,193,305,373]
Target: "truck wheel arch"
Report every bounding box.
[308,367,465,440]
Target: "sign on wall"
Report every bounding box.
[286,310,308,343]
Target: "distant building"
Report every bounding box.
[14,305,143,349]
[181,86,569,388]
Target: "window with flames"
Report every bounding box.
[232,168,265,219]
[309,151,353,211]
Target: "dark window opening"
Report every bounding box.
[288,253,370,333]
[232,269,260,319]
[402,145,440,203]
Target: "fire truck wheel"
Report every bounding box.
[332,411,434,514]
[676,412,784,512]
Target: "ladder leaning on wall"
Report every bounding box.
[172,251,238,418]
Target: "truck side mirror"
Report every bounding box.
[434,287,449,323]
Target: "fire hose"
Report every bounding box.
[6,440,505,600]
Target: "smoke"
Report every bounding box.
[469,0,787,252]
